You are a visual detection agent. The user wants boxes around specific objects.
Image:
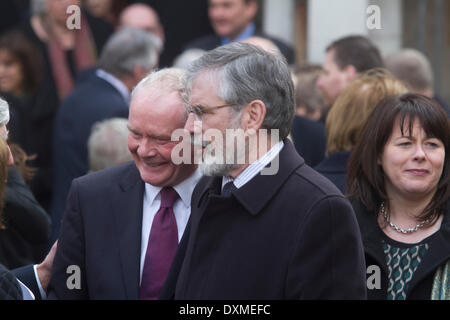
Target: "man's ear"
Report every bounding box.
[241,100,266,133]
[343,64,357,82]
[245,0,259,20]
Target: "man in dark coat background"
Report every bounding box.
[50,28,161,247]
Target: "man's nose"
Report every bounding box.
[184,113,196,134]
[316,75,324,89]
[137,139,158,158]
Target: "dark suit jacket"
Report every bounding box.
[185,30,295,65]
[50,70,129,246]
[47,162,145,299]
[161,140,366,299]
[290,115,327,167]
[314,151,351,194]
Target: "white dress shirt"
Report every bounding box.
[222,141,284,190]
[139,169,203,283]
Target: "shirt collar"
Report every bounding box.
[145,168,203,208]
[222,140,284,189]
[221,22,256,45]
[96,69,130,104]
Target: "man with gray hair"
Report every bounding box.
[87,118,133,172]
[50,27,161,246]
[384,48,450,117]
[161,42,366,299]
[47,68,201,299]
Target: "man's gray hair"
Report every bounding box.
[384,49,434,93]
[98,27,162,79]
[30,0,47,16]
[0,97,10,126]
[172,49,206,70]
[88,118,132,172]
[132,67,185,99]
[185,42,295,140]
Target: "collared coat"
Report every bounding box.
[162,140,367,299]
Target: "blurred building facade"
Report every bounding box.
[261,0,449,105]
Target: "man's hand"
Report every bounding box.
[36,241,58,292]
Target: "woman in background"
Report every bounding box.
[0,29,53,212]
[347,93,449,299]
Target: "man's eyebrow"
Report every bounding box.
[150,133,172,140]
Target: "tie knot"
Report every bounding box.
[222,181,237,197]
[160,187,179,208]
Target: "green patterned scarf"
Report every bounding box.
[431,259,450,300]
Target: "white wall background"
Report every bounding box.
[263,0,295,45]
[261,0,403,63]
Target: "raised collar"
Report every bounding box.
[222,141,284,190]
[198,139,304,216]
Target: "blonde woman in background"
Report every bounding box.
[315,69,408,193]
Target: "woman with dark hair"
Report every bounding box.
[348,93,450,300]
[0,96,50,269]
[14,0,113,209]
[0,29,53,210]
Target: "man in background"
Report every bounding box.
[316,35,383,119]
[385,48,450,117]
[184,0,295,65]
[50,27,161,246]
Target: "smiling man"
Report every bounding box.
[47,68,201,299]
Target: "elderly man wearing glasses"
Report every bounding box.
[161,42,367,300]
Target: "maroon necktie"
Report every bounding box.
[140,187,179,300]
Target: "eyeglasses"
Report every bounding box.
[186,103,235,121]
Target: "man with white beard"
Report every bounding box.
[161,42,367,300]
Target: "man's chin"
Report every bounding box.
[199,162,240,177]
[139,164,170,184]
[213,26,232,38]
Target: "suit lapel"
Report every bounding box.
[112,163,145,299]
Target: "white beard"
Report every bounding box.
[199,137,241,176]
